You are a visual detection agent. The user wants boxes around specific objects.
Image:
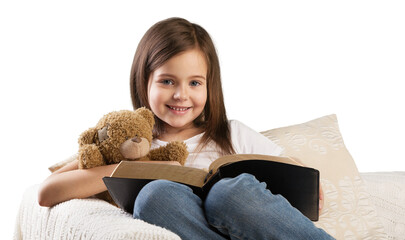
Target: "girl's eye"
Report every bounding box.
[190,81,201,87]
[161,79,173,85]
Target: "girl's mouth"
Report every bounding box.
[167,105,191,113]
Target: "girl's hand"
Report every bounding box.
[319,184,324,214]
[287,156,324,215]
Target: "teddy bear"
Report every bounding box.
[78,107,188,169]
[77,107,188,205]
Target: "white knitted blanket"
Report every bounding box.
[14,172,405,240]
[14,185,180,240]
[362,172,405,240]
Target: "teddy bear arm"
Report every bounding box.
[147,148,167,161]
[148,141,188,165]
[78,144,105,169]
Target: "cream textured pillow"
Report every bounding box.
[48,154,77,172]
[261,114,387,239]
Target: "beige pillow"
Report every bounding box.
[48,154,77,172]
[261,114,387,239]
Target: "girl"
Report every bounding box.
[39,17,334,240]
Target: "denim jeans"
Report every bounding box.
[133,173,334,240]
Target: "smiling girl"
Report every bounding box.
[128,18,334,239]
[39,17,334,240]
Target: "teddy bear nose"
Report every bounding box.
[131,136,142,143]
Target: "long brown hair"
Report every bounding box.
[130,17,234,155]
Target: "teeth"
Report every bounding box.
[169,106,189,111]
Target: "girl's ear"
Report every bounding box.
[136,107,155,128]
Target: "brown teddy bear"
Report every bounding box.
[77,107,188,205]
[78,107,188,169]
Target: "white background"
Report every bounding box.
[1,0,404,238]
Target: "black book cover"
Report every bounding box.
[103,159,319,221]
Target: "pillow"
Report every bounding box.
[48,154,77,172]
[261,114,387,239]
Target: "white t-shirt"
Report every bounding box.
[151,120,283,170]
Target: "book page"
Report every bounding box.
[111,161,209,187]
[208,154,302,174]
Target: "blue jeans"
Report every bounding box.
[133,173,334,240]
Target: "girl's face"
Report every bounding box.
[148,49,208,133]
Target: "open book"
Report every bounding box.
[103,154,320,221]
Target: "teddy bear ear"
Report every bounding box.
[136,107,155,127]
[78,127,98,146]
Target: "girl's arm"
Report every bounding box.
[38,159,181,207]
[37,160,117,207]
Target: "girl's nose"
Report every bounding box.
[173,85,188,101]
